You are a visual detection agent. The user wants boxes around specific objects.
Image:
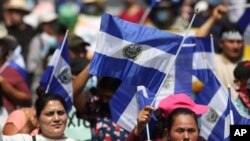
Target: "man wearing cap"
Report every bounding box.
[4,0,36,62]
[0,35,31,113]
[68,33,90,60]
[127,94,208,141]
[26,12,58,96]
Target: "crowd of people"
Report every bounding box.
[0,0,250,141]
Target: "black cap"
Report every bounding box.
[70,56,89,75]
[234,61,250,80]
[68,34,90,49]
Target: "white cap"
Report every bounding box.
[38,12,57,24]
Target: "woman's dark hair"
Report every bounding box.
[35,93,67,118]
[166,108,198,131]
[153,108,198,139]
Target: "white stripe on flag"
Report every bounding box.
[95,31,176,73]
[51,54,73,97]
[117,95,139,131]
[193,52,214,70]
[155,66,176,107]
[200,87,228,139]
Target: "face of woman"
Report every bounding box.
[168,114,199,141]
[38,100,67,139]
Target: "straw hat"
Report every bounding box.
[38,12,58,24]
[5,0,30,14]
[82,0,105,4]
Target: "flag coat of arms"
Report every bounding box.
[89,13,183,94]
[39,32,72,112]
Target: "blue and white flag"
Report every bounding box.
[156,37,212,100]
[236,8,250,32]
[3,46,29,84]
[195,68,232,141]
[89,13,183,94]
[152,36,232,140]
[109,37,211,132]
[185,36,250,141]
[40,31,72,112]
[110,84,155,131]
[190,37,233,140]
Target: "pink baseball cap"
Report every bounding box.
[158,93,208,117]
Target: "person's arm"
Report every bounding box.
[127,105,154,141]
[126,128,142,141]
[0,76,31,106]
[3,108,38,135]
[195,4,228,37]
[72,64,91,113]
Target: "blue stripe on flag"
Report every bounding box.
[58,41,70,63]
[195,69,221,105]
[137,87,153,110]
[237,8,250,32]
[90,52,166,93]
[207,109,229,141]
[100,13,183,54]
[110,83,136,122]
[40,66,53,88]
[49,76,73,111]
[174,47,193,95]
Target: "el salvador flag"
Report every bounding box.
[236,8,250,32]
[109,37,211,132]
[110,84,155,132]
[89,13,183,94]
[156,37,212,103]
[5,46,29,85]
[195,68,232,141]
[184,36,250,141]
[190,37,233,140]
[39,31,72,112]
[154,36,231,140]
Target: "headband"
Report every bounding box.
[221,31,243,41]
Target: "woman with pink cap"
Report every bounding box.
[127,93,208,141]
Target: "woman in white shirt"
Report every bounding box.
[1,93,75,141]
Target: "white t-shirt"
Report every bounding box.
[1,134,75,141]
